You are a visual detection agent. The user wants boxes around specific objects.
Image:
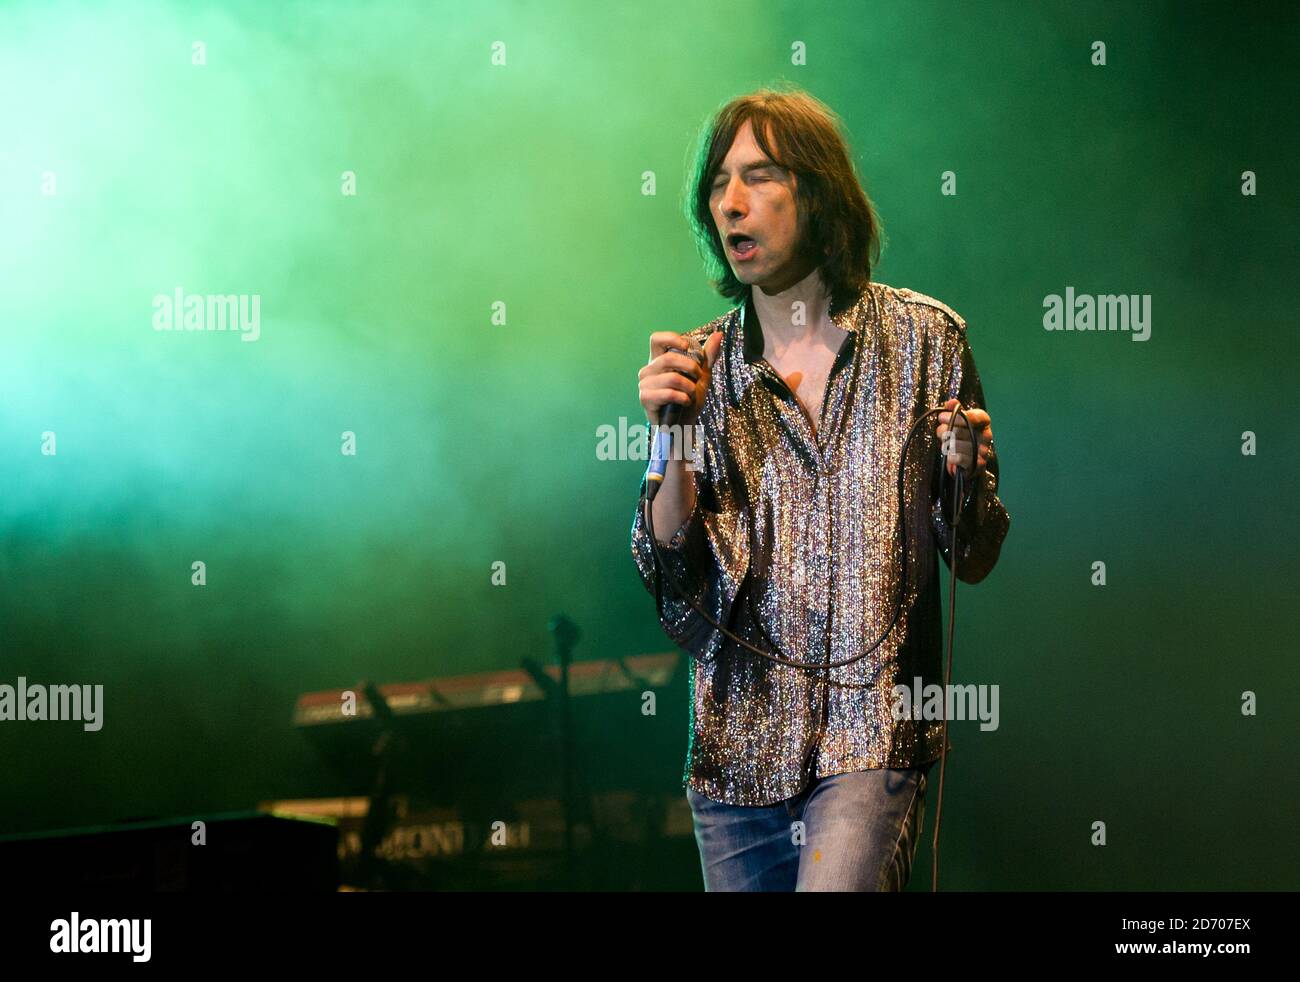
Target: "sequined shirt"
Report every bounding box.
[630,281,1011,806]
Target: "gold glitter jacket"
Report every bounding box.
[631,281,1011,806]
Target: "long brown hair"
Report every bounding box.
[685,85,883,317]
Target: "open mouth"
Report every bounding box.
[727,233,758,259]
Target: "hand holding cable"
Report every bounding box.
[936,397,995,479]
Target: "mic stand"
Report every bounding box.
[356,680,407,890]
[548,613,580,884]
[525,615,592,887]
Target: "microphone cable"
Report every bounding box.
[641,403,976,891]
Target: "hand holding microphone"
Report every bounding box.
[638,330,723,503]
[638,331,722,426]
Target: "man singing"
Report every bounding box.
[630,87,1011,891]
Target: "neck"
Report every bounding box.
[750,265,832,345]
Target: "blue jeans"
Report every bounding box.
[686,764,932,891]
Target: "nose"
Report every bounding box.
[716,175,746,220]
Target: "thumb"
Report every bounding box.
[704,330,724,370]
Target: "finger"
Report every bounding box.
[641,351,702,381]
[649,332,689,359]
[935,415,964,432]
[641,388,693,410]
[951,442,987,468]
[937,421,979,440]
[643,371,697,395]
[937,412,990,438]
[642,356,701,385]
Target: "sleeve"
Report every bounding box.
[930,328,1011,584]
[629,391,750,660]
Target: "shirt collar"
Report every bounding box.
[738,287,868,365]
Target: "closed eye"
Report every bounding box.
[711,169,778,190]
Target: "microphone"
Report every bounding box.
[644,335,706,501]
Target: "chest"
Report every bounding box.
[762,330,849,430]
